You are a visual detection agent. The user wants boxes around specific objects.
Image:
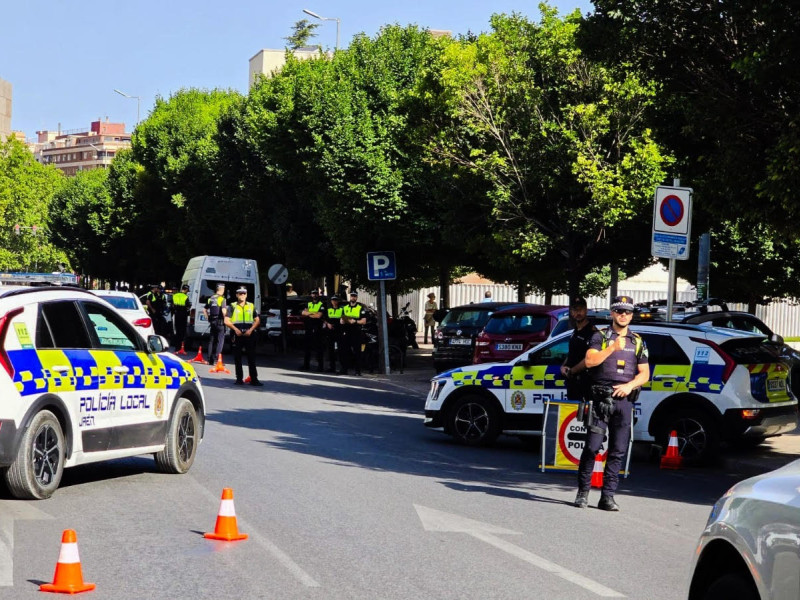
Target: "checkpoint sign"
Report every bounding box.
[652,186,693,260]
[366,251,396,281]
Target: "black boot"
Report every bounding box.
[598,495,620,511]
[574,490,589,508]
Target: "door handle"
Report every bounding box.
[112,366,130,374]
[51,365,70,374]
[652,374,678,381]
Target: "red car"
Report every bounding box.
[473,304,568,364]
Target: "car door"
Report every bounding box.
[79,300,164,451]
[505,337,570,416]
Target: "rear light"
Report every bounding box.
[690,337,736,383]
[189,308,196,326]
[0,307,24,377]
[475,332,490,347]
[741,409,761,419]
[133,318,152,328]
[436,330,443,340]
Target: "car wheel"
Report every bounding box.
[448,395,501,446]
[659,408,719,463]
[4,410,65,500]
[155,398,198,474]
[702,572,758,600]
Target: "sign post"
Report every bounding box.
[366,252,397,375]
[652,182,693,321]
[268,264,290,353]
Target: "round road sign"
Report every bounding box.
[660,195,684,227]
[267,263,289,285]
[558,409,607,464]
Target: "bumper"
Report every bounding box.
[424,410,444,429]
[0,419,18,466]
[723,404,798,439]
[432,347,473,368]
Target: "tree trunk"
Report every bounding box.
[544,289,553,305]
[439,264,450,309]
[609,263,619,303]
[517,281,526,303]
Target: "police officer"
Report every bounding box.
[560,297,596,401]
[171,284,191,350]
[340,292,366,376]
[324,295,344,373]
[301,289,325,372]
[575,295,649,511]
[225,286,263,386]
[203,283,228,364]
[146,284,169,337]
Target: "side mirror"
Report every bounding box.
[770,333,784,344]
[147,334,170,353]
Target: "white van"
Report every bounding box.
[181,256,261,346]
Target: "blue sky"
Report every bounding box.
[2,1,592,139]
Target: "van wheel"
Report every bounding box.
[4,410,65,500]
[658,408,719,464]
[155,398,198,474]
[448,395,501,446]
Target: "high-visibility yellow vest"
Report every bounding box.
[172,292,188,307]
[327,306,343,319]
[343,304,362,319]
[307,301,323,315]
[230,302,255,323]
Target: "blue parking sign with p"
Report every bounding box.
[367,251,396,281]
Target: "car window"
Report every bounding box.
[101,296,138,311]
[639,333,690,365]
[720,338,779,364]
[485,315,549,335]
[528,338,569,365]
[441,309,492,328]
[729,317,770,336]
[82,302,139,351]
[37,301,92,349]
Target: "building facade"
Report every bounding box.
[248,47,324,88]
[0,77,11,141]
[35,120,131,176]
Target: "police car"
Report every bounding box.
[424,321,797,461]
[0,286,205,499]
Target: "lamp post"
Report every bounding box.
[302,8,340,51]
[113,88,140,125]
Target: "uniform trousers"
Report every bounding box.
[577,397,633,496]
[208,321,226,361]
[173,309,188,347]
[304,324,324,369]
[326,327,342,370]
[341,325,362,373]
[232,328,258,382]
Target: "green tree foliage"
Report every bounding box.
[284,19,320,50]
[0,138,69,272]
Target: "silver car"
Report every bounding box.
[688,458,800,599]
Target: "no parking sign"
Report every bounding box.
[652,186,693,260]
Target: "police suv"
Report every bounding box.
[0,286,206,499]
[424,321,797,461]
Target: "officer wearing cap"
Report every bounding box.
[171,284,192,350]
[225,286,262,386]
[146,284,169,337]
[204,283,228,364]
[340,292,366,375]
[560,297,596,402]
[301,289,325,372]
[324,295,344,373]
[575,295,649,511]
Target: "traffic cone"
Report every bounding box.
[209,354,231,374]
[660,430,683,469]
[40,529,96,594]
[243,376,251,384]
[176,342,187,355]
[204,488,248,541]
[188,346,204,363]
[590,453,606,488]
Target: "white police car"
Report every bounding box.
[0,286,205,499]
[424,322,797,461]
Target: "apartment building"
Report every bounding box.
[0,77,11,141]
[248,47,324,88]
[35,120,131,176]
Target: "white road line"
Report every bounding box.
[0,516,13,587]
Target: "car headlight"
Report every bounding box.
[429,379,446,403]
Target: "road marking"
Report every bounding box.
[0,501,54,587]
[415,504,625,598]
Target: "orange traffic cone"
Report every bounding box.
[661,430,683,469]
[590,452,606,488]
[209,354,231,374]
[204,488,248,541]
[40,529,96,594]
[243,376,251,384]
[188,346,205,363]
[176,342,187,355]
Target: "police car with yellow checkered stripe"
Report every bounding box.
[0,286,206,499]
[425,321,797,461]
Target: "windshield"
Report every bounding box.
[485,314,549,335]
[441,308,493,328]
[102,296,138,310]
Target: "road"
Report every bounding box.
[0,350,775,599]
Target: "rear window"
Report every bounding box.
[441,308,493,328]
[102,296,138,310]
[485,314,549,335]
[720,338,780,364]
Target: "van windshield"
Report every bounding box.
[199,279,258,308]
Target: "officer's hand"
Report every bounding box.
[243,330,251,336]
[611,383,632,397]
[612,336,627,352]
[235,330,242,337]
[560,366,570,378]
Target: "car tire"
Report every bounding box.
[658,408,719,464]
[4,410,65,500]
[448,394,501,446]
[155,397,198,474]
[702,572,758,600]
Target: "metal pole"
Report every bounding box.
[335,18,340,51]
[666,178,680,322]
[378,281,390,374]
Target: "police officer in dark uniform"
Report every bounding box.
[146,284,169,337]
[560,297,596,401]
[575,295,649,511]
[225,286,263,386]
[301,289,325,372]
[203,283,228,365]
[324,295,344,373]
[171,284,191,350]
[340,292,366,376]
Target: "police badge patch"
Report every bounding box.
[510,390,526,411]
[154,391,164,418]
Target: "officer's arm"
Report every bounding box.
[585,347,612,368]
[223,315,235,330]
[250,314,260,332]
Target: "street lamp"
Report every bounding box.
[303,8,340,51]
[113,88,140,125]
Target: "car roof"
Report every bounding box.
[491,304,568,317]
[92,289,137,298]
[447,302,527,311]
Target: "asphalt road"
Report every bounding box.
[0,347,789,599]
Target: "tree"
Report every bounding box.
[284,19,320,50]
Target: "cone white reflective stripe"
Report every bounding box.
[57,542,81,564]
[218,499,236,517]
[668,435,679,448]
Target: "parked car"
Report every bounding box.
[0,286,206,499]
[263,296,320,346]
[431,302,525,373]
[93,289,155,339]
[425,321,797,461]
[688,458,800,600]
[473,305,568,364]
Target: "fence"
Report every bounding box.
[355,284,800,338]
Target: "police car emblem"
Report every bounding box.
[154,392,164,417]
[510,391,526,411]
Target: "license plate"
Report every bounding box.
[292,330,305,335]
[449,338,472,346]
[496,343,523,351]
[768,378,786,392]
